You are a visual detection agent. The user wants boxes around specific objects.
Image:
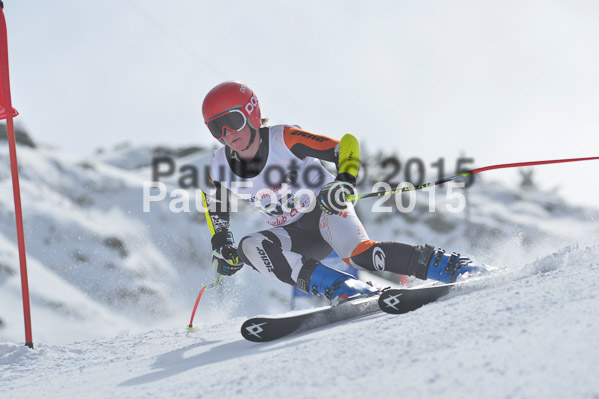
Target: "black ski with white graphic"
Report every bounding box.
[378,283,455,314]
[242,284,459,342]
[241,295,381,342]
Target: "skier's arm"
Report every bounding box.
[208,180,243,275]
[283,127,360,185]
[335,133,360,185]
[207,181,230,232]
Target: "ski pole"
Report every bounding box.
[187,189,223,330]
[347,156,599,201]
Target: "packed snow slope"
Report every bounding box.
[2,244,599,399]
[1,138,598,398]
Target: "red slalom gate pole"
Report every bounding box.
[0,1,33,349]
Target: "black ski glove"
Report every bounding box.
[317,174,356,216]
[211,231,243,276]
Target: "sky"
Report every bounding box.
[3,0,599,209]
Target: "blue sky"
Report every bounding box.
[5,0,599,208]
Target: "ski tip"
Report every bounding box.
[378,290,407,314]
[241,318,274,343]
[378,284,454,314]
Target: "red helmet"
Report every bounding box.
[202,81,261,143]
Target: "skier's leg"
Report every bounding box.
[237,207,337,285]
[318,203,411,273]
[349,241,488,283]
[319,203,488,283]
[237,209,376,302]
[236,227,318,285]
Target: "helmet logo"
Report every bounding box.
[240,85,247,94]
[245,95,259,116]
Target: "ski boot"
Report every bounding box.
[420,244,490,284]
[296,261,377,305]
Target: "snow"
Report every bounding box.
[2,244,598,398]
[1,141,599,398]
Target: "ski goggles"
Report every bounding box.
[206,109,247,141]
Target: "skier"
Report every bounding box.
[203,81,488,304]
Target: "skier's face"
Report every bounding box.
[223,124,253,152]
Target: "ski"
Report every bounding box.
[377,283,455,314]
[241,295,381,342]
[241,283,460,342]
